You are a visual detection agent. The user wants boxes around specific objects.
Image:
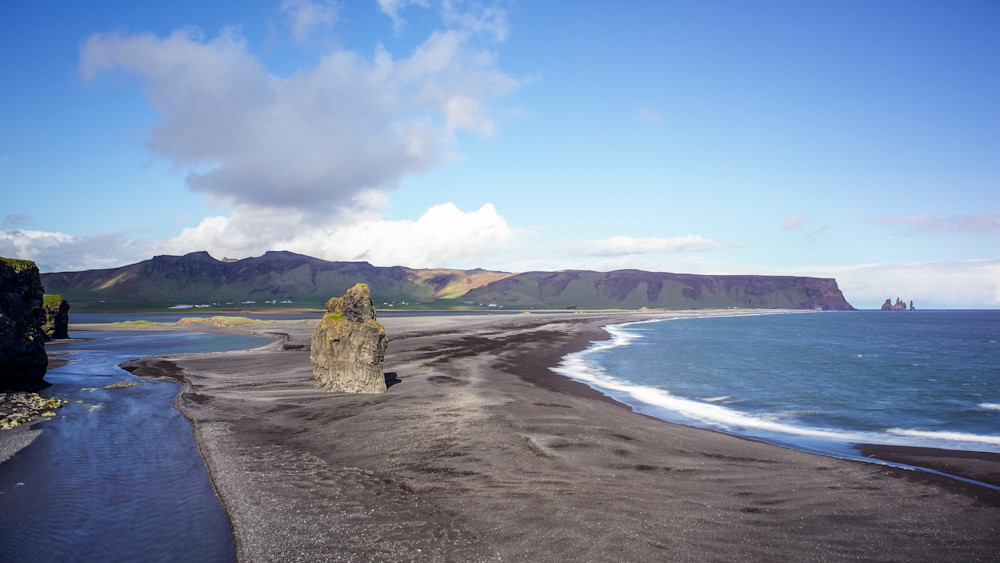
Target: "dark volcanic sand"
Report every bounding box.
[122,313,1000,561]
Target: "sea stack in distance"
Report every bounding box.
[42,294,70,340]
[310,283,388,394]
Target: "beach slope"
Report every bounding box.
[123,312,1000,561]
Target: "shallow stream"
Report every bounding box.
[0,330,270,561]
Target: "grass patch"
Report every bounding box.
[174,316,259,328]
[1,257,37,272]
[73,320,165,329]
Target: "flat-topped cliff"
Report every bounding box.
[40,251,855,311]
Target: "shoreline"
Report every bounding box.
[545,315,1000,492]
[120,311,999,560]
[58,312,1000,491]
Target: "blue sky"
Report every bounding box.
[2,1,998,308]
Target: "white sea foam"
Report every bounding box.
[703,396,730,403]
[887,428,1000,446]
[553,315,1000,453]
[553,324,878,444]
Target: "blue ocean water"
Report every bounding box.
[0,330,271,561]
[555,311,1000,458]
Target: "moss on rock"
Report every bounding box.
[311,284,388,394]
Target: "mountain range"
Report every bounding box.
[39,251,855,312]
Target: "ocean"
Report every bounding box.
[555,310,1000,461]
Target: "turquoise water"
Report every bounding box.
[555,311,1000,458]
[0,330,271,561]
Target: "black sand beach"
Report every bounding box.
[120,312,1000,561]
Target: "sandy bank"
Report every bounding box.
[122,312,1000,561]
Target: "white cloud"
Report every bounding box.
[377,0,429,31]
[559,235,725,257]
[0,229,147,272]
[441,0,509,42]
[2,202,521,272]
[781,259,1000,309]
[79,23,519,218]
[282,0,340,41]
[155,201,521,268]
[864,213,1000,234]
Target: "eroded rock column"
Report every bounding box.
[310,283,388,394]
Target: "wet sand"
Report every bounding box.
[122,312,1000,561]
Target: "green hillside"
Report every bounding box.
[40,251,513,312]
[39,251,855,312]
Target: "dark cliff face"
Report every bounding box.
[1,258,48,387]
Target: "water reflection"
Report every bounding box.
[0,331,269,561]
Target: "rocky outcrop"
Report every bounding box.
[310,283,388,394]
[1,258,48,387]
[42,294,70,339]
[881,298,912,311]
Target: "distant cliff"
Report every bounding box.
[462,269,855,311]
[40,251,855,312]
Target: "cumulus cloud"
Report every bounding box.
[282,0,340,41]
[2,202,521,272]
[559,235,725,257]
[79,21,519,218]
[0,229,147,272]
[864,213,1000,234]
[157,202,521,268]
